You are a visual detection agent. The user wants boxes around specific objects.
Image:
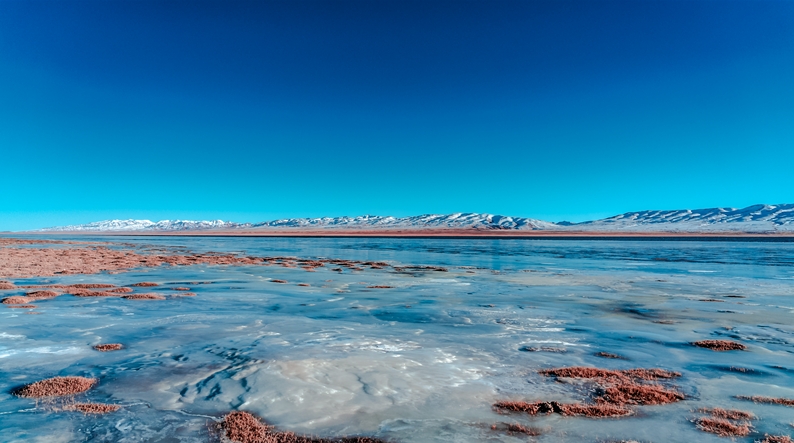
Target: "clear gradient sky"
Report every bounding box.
[1,0,793,231]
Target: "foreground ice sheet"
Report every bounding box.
[1,237,793,442]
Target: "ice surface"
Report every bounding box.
[1,237,793,442]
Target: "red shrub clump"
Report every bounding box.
[757,436,794,443]
[695,417,751,437]
[736,396,794,407]
[220,411,387,443]
[2,296,33,304]
[25,290,59,298]
[693,340,746,351]
[597,384,685,406]
[14,376,96,398]
[69,284,116,289]
[65,403,121,414]
[130,282,159,287]
[699,408,754,420]
[123,293,165,300]
[0,281,16,290]
[93,343,124,352]
[494,400,633,418]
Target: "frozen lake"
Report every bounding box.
[2,237,793,442]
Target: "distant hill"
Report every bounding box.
[36,204,794,233]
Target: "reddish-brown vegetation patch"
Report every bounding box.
[13,376,96,398]
[693,340,746,351]
[172,287,191,291]
[25,290,59,299]
[220,411,387,443]
[271,279,288,284]
[493,400,633,418]
[7,304,37,309]
[539,366,680,381]
[597,384,685,405]
[505,423,543,435]
[695,417,752,437]
[297,283,310,287]
[105,287,133,293]
[0,281,15,290]
[69,289,118,297]
[65,403,121,414]
[93,343,124,352]
[69,284,116,289]
[757,436,794,443]
[2,296,33,304]
[699,408,754,420]
[130,282,159,287]
[559,403,634,417]
[595,352,627,359]
[123,293,165,300]
[522,346,567,353]
[736,396,794,407]
[172,292,196,296]
[366,285,393,289]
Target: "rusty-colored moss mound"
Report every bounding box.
[695,417,751,437]
[757,436,794,443]
[123,293,165,300]
[597,384,685,405]
[2,296,33,304]
[693,340,746,351]
[271,279,288,283]
[7,304,37,309]
[13,376,96,398]
[172,287,191,291]
[69,289,118,297]
[93,343,124,352]
[490,423,543,436]
[130,282,159,287]
[522,346,567,353]
[297,283,310,287]
[559,403,634,417]
[69,284,116,289]
[366,285,393,289]
[172,292,196,296]
[539,366,680,381]
[699,408,754,420]
[25,290,59,299]
[65,403,121,414]
[493,400,633,418]
[0,281,16,290]
[221,411,386,443]
[736,396,794,407]
[105,287,133,293]
[595,352,627,359]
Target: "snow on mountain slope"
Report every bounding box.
[566,204,794,232]
[40,219,241,231]
[253,213,556,230]
[35,204,794,233]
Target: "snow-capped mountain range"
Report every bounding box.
[36,204,794,233]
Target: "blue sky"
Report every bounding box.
[1,0,793,231]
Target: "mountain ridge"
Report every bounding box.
[35,204,794,233]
